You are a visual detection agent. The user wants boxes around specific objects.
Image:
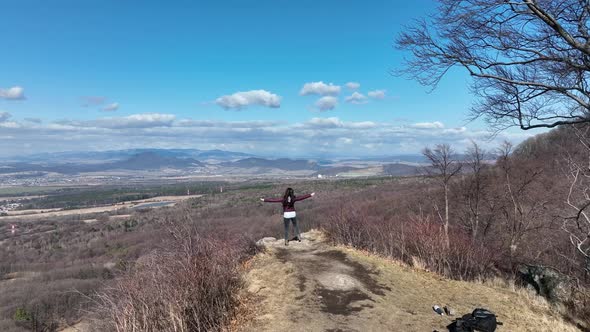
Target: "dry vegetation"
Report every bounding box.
[3,126,590,331]
[320,126,590,329]
[0,181,330,331]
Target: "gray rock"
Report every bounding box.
[518,264,571,303]
[256,237,277,247]
[444,306,454,316]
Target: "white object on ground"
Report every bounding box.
[433,305,444,315]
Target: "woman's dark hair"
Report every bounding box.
[283,187,295,207]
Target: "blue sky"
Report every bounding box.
[0,0,535,158]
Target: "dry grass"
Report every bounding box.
[93,220,247,332]
[342,245,582,332]
[237,230,581,331]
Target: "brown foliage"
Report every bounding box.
[95,220,246,332]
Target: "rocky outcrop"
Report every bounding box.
[518,264,572,303]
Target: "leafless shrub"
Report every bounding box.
[94,219,244,332]
[323,202,495,280]
[324,205,372,249]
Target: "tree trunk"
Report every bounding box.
[473,213,479,241]
[444,184,450,248]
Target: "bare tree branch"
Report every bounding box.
[396,0,590,131]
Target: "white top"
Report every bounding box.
[283,211,296,219]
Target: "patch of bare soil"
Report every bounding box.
[238,230,581,332]
[1,195,202,220]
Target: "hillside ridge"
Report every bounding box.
[237,230,580,332]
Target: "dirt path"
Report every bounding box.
[239,230,581,332]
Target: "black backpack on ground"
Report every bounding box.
[447,308,501,332]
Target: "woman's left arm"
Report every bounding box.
[295,192,315,201]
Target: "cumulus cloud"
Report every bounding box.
[0,119,21,128]
[306,117,343,128]
[346,121,376,129]
[300,82,341,96]
[0,113,532,159]
[410,121,444,129]
[345,82,360,90]
[0,86,25,100]
[215,90,281,110]
[102,102,119,112]
[304,117,376,129]
[345,92,368,104]
[367,89,386,99]
[0,112,11,122]
[315,96,338,111]
[103,113,175,128]
[177,119,280,128]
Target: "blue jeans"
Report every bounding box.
[284,217,300,241]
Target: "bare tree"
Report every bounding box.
[458,141,489,241]
[396,0,590,131]
[496,141,546,266]
[562,125,590,273]
[423,144,462,247]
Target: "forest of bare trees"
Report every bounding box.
[324,127,590,324]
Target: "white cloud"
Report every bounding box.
[0,121,20,128]
[215,90,281,110]
[410,121,444,129]
[0,86,25,100]
[0,112,11,122]
[102,102,119,112]
[306,117,343,128]
[347,121,376,129]
[315,96,338,111]
[86,113,176,129]
[345,92,368,104]
[304,117,376,129]
[177,119,280,128]
[0,113,531,159]
[443,127,467,134]
[300,81,341,96]
[367,89,386,99]
[106,113,176,128]
[345,82,360,90]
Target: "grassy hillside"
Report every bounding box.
[239,230,580,331]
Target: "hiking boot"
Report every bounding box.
[284,240,289,246]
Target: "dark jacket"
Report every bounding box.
[263,194,312,212]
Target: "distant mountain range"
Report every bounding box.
[0,148,433,177]
[4,148,254,164]
[0,152,204,174]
